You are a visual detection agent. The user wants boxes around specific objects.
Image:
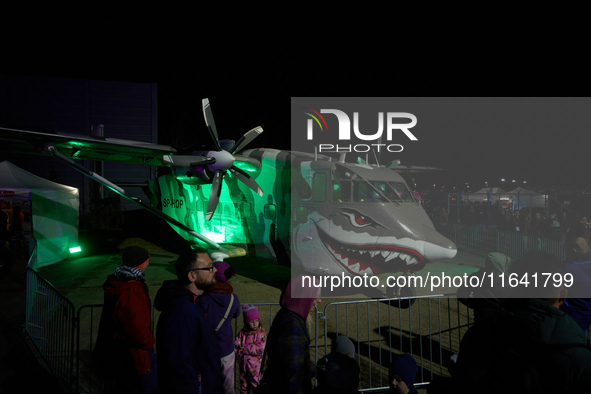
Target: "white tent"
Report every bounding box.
[504,187,547,209]
[0,161,79,269]
[463,187,506,202]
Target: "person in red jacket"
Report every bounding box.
[94,246,158,394]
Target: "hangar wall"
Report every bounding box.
[0,74,158,216]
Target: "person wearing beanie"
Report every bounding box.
[258,274,322,393]
[94,246,158,393]
[234,304,266,393]
[314,336,360,393]
[388,353,418,394]
[202,258,241,394]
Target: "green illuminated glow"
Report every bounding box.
[233,160,259,173]
[166,181,249,245]
[69,246,82,253]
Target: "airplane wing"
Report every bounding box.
[39,143,245,257]
[0,125,199,166]
[389,160,442,172]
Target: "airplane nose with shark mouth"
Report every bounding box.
[372,205,457,269]
[311,204,458,277]
[415,226,457,262]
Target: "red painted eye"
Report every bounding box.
[355,214,371,226]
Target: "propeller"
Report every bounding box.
[201,98,264,220]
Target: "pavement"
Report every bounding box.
[0,210,486,393]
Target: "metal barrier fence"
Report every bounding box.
[435,223,566,261]
[75,302,283,393]
[25,267,76,392]
[74,296,471,393]
[318,295,473,392]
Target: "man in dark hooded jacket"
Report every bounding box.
[259,274,321,393]
[155,248,222,394]
[94,246,157,393]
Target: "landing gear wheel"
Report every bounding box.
[385,278,417,309]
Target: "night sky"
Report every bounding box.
[2,21,589,193]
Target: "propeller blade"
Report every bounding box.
[206,170,225,220]
[233,155,262,172]
[202,98,222,151]
[162,155,216,167]
[229,126,263,154]
[230,165,263,196]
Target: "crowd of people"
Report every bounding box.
[422,196,591,244]
[92,235,591,393]
[448,238,591,393]
[94,247,354,394]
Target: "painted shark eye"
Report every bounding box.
[355,214,372,226]
[341,211,375,228]
[341,211,374,228]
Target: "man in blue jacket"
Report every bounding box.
[155,248,222,393]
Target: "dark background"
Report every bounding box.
[2,18,589,194]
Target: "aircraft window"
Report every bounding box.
[264,204,276,220]
[333,180,352,202]
[313,173,326,201]
[352,180,417,203]
[388,181,416,202]
[294,206,308,223]
[354,181,388,203]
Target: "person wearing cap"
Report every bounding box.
[313,335,360,393]
[388,353,417,394]
[94,246,157,394]
[202,260,241,394]
[154,247,222,394]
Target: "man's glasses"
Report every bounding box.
[190,265,214,273]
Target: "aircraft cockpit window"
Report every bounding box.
[332,180,352,202]
[354,181,390,203]
[351,180,416,203]
[389,181,416,202]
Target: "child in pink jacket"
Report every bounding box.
[234,304,266,394]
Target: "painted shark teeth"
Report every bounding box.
[326,242,419,276]
[385,252,399,262]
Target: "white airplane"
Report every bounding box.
[0,98,457,300]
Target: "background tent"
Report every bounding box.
[0,161,79,269]
[462,187,506,203]
[504,187,547,210]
